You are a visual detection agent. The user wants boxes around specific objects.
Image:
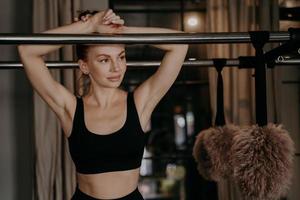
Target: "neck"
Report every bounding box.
[85,84,120,108]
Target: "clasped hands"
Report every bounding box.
[74,9,125,34]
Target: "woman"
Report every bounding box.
[18,9,188,200]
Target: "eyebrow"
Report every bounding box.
[96,50,125,57]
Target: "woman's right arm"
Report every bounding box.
[17,9,123,119]
[18,20,95,119]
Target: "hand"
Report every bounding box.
[74,9,125,34]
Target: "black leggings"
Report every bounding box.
[71,185,144,200]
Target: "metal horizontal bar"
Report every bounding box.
[113,8,207,13]
[282,81,300,84]
[0,59,299,69]
[142,153,300,159]
[0,32,290,45]
[276,58,300,64]
[125,80,208,86]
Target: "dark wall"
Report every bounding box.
[0,0,34,199]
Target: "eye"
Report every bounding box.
[120,55,126,60]
[98,59,109,63]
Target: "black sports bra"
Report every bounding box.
[67,91,147,174]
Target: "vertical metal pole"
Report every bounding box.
[255,47,268,126]
[180,0,185,31]
[250,31,269,126]
[179,0,189,153]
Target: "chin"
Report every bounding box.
[106,81,122,88]
[111,83,122,88]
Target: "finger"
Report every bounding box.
[106,19,123,25]
[103,14,118,24]
[119,19,125,25]
[110,16,124,24]
[105,15,120,22]
[113,19,124,25]
[113,15,121,20]
[103,12,116,21]
[103,9,113,19]
[111,16,122,23]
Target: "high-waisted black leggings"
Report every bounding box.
[71,185,144,200]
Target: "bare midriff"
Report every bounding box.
[77,168,140,199]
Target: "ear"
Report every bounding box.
[78,59,90,75]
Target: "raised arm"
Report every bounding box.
[120,26,189,131]
[17,9,123,121]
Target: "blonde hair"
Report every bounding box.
[76,44,91,97]
[77,73,91,97]
[75,10,97,97]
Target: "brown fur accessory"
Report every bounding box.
[231,123,295,200]
[193,124,241,181]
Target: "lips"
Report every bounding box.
[107,75,121,81]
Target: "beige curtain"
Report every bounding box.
[206,0,279,199]
[32,0,80,199]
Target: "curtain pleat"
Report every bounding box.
[32,0,80,199]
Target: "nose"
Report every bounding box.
[110,60,121,72]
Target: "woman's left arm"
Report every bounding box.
[121,26,189,130]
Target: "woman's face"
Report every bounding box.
[80,44,127,89]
